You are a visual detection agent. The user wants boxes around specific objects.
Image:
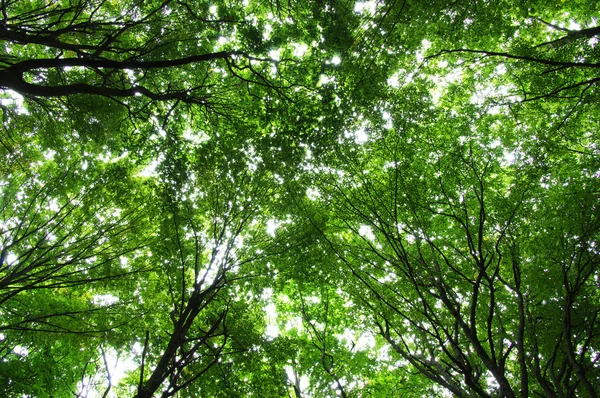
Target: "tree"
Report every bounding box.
[0,129,154,396]
[1,0,599,397]
[302,90,600,396]
[131,135,281,397]
[0,0,294,103]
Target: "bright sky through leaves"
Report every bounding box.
[0,0,599,397]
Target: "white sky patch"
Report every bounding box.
[0,90,28,114]
[357,333,376,351]
[387,70,415,88]
[43,149,56,160]
[387,74,400,88]
[331,55,341,65]
[98,149,129,164]
[377,344,391,362]
[429,67,463,104]
[345,127,368,144]
[470,81,518,112]
[567,20,581,31]
[354,1,377,14]
[278,294,291,304]
[337,328,376,351]
[306,187,321,200]
[265,323,279,339]
[358,225,375,241]
[125,69,135,80]
[100,348,138,397]
[199,238,240,285]
[269,48,280,61]
[485,371,500,392]
[217,36,228,47]
[13,345,29,356]
[355,128,368,143]
[266,219,279,236]
[48,198,60,212]
[284,366,310,395]
[501,149,518,166]
[285,316,303,332]
[261,287,274,300]
[416,39,431,63]
[234,234,244,249]
[489,139,501,149]
[293,42,308,57]
[264,302,279,339]
[246,144,263,172]
[378,271,397,284]
[444,67,463,83]
[92,294,119,306]
[318,74,333,85]
[337,328,355,350]
[263,23,273,40]
[382,111,392,129]
[432,384,455,398]
[137,154,164,178]
[183,128,209,145]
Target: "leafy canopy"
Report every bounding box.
[0,0,599,397]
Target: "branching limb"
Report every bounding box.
[427,48,600,68]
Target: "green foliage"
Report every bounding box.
[0,0,599,397]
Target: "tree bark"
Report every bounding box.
[4,52,237,74]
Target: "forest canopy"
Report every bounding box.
[0,0,599,397]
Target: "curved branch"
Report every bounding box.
[0,51,283,102]
[0,75,208,103]
[4,51,240,73]
[427,49,600,68]
[535,25,600,48]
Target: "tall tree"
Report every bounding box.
[0,128,154,396]
[0,0,294,103]
[131,133,281,397]
[303,93,600,396]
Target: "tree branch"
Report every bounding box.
[4,51,239,73]
[427,49,600,68]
